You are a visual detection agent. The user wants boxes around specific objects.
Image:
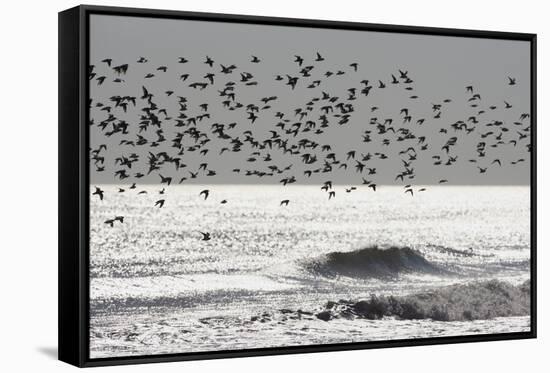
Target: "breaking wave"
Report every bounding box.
[315,279,531,322]
[305,246,449,279]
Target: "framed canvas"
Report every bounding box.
[58,5,537,367]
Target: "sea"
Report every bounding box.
[89,185,531,358]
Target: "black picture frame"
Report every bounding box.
[59,4,537,367]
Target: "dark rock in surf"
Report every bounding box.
[316,311,333,321]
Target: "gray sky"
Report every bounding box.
[89,14,531,186]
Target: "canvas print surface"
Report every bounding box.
[88,15,532,358]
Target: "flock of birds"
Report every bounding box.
[89,52,531,238]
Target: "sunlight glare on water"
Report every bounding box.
[89,185,530,358]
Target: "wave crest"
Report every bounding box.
[306,246,448,279]
[315,280,531,322]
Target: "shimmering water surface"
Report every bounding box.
[89,185,530,358]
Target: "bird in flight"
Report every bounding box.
[199,232,211,241]
[93,187,104,200]
[159,174,172,185]
[204,56,214,67]
[104,216,123,227]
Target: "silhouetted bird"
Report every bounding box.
[93,187,104,200]
[159,174,172,185]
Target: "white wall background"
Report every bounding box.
[0,0,546,371]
